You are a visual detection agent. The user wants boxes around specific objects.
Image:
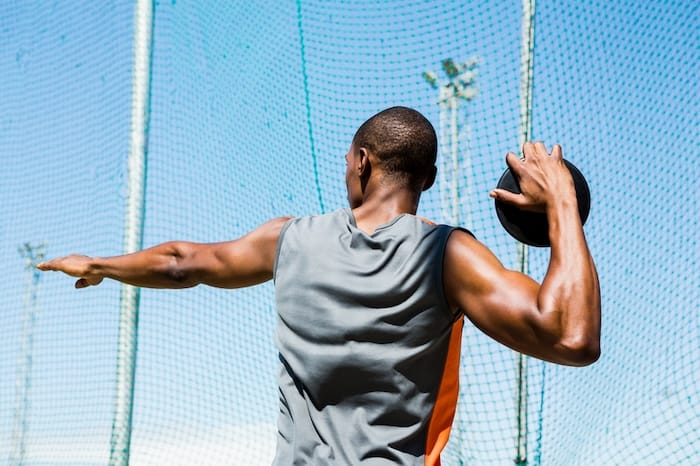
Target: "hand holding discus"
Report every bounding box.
[490,142,590,247]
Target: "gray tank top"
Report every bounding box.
[273,208,465,465]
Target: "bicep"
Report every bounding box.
[444,232,562,362]
[189,216,292,289]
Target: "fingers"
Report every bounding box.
[504,151,523,176]
[505,151,521,166]
[521,141,562,160]
[522,141,536,160]
[36,261,52,271]
[37,259,89,287]
[36,258,68,273]
[533,141,547,156]
[492,142,565,210]
[551,144,563,160]
[36,258,67,272]
[489,188,526,207]
[37,255,101,289]
[521,141,549,160]
[492,150,525,204]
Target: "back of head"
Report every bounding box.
[353,107,437,189]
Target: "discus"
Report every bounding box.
[494,159,590,247]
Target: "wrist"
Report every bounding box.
[545,192,578,216]
[86,256,103,279]
[546,196,585,247]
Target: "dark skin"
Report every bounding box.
[38,141,600,366]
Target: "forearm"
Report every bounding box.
[90,242,198,289]
[538,199,601,363]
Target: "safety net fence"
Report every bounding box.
[1,1,697,465]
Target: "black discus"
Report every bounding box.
[494,159,591,247]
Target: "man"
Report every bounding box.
[38,107,600,465]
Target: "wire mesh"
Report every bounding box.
[0,0,698,465]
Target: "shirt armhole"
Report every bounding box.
[438,226,475,322]
[273,218,295,284]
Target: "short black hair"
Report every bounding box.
[353,106,437,188]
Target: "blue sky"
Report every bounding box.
[1,1,698,465]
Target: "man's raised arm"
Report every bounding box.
[444,142,600,366]
[37,216,292,290]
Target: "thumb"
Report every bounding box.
[75,278,90,289]
[75,276,103,289]
[490,188,526,207]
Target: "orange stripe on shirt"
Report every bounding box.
[424,315,464,466]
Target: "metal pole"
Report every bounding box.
[9,243,46,466]
[423,60,478,226]
[515,0,536,464]
[438,85,451,223]
[109,1,154,465]
[449,94,460,224]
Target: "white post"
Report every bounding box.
[516,0,536,464]
[427,62,478,226]
[437,86,451,223]
[449,94,460,224]
[109,1,154,465]
[10,243,46,466]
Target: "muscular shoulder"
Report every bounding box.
[239,216,294,267]
[254,216,294,239]
[443,229,506,310]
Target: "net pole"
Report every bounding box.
[109,1,154,465]
[516,0,536,464]
[10,243,46,466]
[438,86,450,223]
[423,61,478,226]
[450,94,460,224]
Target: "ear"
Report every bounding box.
[357,147,371,176]
[422,165,437,191]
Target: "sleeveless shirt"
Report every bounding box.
[272,208,465,465]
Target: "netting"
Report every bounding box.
[1,1,698,465]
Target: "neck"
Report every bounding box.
[352,183,422,233]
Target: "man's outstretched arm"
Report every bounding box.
[37,216,292,289]
[444,142,600,366]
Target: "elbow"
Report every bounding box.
[166,264,191,286]
[166,265,199,288]
[558,337,601,367]
[164,242,198,288]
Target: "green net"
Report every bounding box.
[1,1,698,465]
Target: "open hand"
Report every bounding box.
[490,142,576,212]
[37,255,103,289]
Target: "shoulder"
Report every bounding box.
[282,209,348,231]
[444,228,491,265]
[251,216,294,240]
[233,216,295,259]
[443,229,508,306]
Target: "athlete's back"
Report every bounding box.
[273,208,463,465]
